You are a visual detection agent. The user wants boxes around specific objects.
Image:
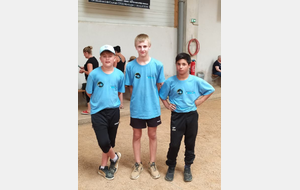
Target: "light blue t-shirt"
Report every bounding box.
[125,58,165,119]
[159,75,215,113]
[86,67,125,114]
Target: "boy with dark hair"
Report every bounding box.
[86,44,125,180]
[159,52,215,182]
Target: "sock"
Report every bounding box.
[100,166,105,169]
[112,154,118,162]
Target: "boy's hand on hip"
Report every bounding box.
[169,103,176,111]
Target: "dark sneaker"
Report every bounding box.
[109,152,121,174]
[184,167,192,182]
[98,166,114,180]
[165,166,175,181]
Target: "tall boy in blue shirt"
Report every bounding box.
[125,34,165,180]
[159,52,215,182]
[86,45,125,180]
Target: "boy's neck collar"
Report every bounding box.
[137,57,151,65]
[176,74,189,81]
[101,66,114,74]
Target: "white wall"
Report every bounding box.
[196,0,221,82]
[78,0,177,89]
[184,0,221,83]
[78,22,177,89]
[78,0,175,27]
[78,0,221,88]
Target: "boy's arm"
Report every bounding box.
[158,80,175,110]
[195,93,213,107]
[118,92,123,109]
[156,82,164,92]
[161,98,176,111]
[128,86,133,97]
[196,78,215,106]
[86,92,92,98]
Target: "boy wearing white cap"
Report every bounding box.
[86,45,125,180]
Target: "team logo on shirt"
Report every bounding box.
[97,81,104,87]
[135,73,141,79]
[177,89,183,95]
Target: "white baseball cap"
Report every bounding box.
[99,45,115,55]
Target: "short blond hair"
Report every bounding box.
[134,33,151,47]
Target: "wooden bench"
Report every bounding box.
[211,74,219,80]
[78,89,85,93]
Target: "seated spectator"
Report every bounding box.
[212,55,221,77]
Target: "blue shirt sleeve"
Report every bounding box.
[119,74,125,93]
[157,64,165,84]
[159,80,169,100]
[124,63,132,86]
[198,78,215,95]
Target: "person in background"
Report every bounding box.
[79,46,99,115]
[113,45,126,73]
[159,52,215,182]
[125,33,165,180]
[125,56,136,75]
[212,55,221,77]
[128,56,136,63]
[113,45,126,109]
[86,44,125,180]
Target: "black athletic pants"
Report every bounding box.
[91,108,120,153]
[166,110,199,167]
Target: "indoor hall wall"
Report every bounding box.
[196,0,221,83]
[78,0,177,89]
[78,22,177,89]
[185,0,221,83]
[78,0,175,27]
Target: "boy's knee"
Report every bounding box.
[148,132,157,140]
[133,132,142,140]
[99,141,111,153]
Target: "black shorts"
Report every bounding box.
[130,116,161,129]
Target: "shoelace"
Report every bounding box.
[134,163,140,171]
[151,164,157,171]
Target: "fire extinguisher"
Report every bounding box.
[190,59,196,75]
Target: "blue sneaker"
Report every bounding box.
[109,152,121,174]
[98,166,114,180]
